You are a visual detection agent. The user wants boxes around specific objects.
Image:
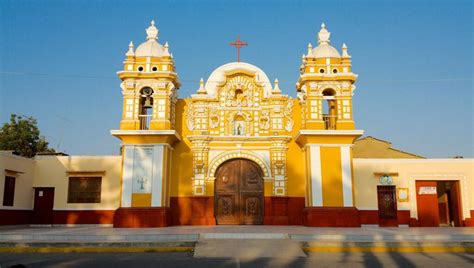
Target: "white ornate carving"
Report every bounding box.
[284,99,294,132]
[259,110,270,130]
[186,102,194,131]
[209,106,219,129]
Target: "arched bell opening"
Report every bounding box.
[139,87,154,130]
[214,158,264,225]
[322,88,337,130]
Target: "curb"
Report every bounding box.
[0,242,195,253]
[301,241,474,253]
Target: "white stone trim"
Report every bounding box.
[309,145,323,206]
[110,130,181,141]
[121,145,134,207]
[340,146,353,207]
[408,174,470,220]
[207,150,271,179]
[52,207,118,211]
[354,158,473,163]
[151,145,164,207]
[297,130,364,138]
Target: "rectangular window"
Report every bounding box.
[67,177,102,203]
[272,118,283,129]
[3,176,15,206]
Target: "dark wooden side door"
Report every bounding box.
[215,159,264,225]
[32,188,55,225]
[377,186,398,227]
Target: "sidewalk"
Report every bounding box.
[0,225,473,253]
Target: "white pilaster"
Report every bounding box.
[121,145,135,207]
[340,146,353,207]
[309,145,323,206]
[151,145,164,206]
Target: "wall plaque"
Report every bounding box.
[418,186,437,195]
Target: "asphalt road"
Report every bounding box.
[0,252,473,268]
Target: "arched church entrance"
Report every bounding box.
[214,158,264,225]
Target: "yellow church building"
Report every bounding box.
[1,22,473,228]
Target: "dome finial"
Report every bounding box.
[318,22,330,45]
[146,20,159,41]
[164,41,170,56]
[272,78,281,94]
[126,41,135,56]
[197,78,206,94]
[342,43,350,58]
[307,43,314,57]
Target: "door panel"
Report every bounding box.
[449,181,463,227]
[32,188,55,225]
[416,181,439,227]
[377,186,398,227]
[215,159,263,225]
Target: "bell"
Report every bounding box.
[143,97,153,108]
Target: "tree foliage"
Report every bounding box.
[0,114,55,158]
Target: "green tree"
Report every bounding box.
[0,114,55,158]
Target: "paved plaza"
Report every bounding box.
[0,225,473,243]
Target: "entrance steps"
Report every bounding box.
[194,239,306,258]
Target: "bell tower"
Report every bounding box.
[296,23,364,227]
[111,21,181,227]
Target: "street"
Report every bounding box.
[0,252,473,268]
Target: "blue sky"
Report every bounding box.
[0,0,472,157]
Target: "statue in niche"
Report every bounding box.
[233,119,245,136]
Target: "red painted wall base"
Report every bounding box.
[53,210,115,225]
[0,209,32,225]
[303,207,361,227]
[113,207,170,228]
[264,197,305,225]
[464,210,474,227]
[170,197,216,225]
[359,210,411,226]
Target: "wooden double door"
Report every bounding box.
[214,159,264,225]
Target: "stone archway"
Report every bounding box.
[214,158,264,225]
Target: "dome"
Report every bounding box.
[312,44,341,58]
[204,62,273,98]
[135,40,165,57]
[133,20,166,57]
[307,23,341,59]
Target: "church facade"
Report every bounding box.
[1,22,473,228]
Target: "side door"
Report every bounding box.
[377,185,398,227]
[32,187,55,225]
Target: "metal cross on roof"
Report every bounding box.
[229,35,248,62]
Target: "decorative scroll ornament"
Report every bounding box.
[186,102,195,131]
[379,175,393,185]
[284,99,294,132]
[209,106,220,129]
[259,110,270,130]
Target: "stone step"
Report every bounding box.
[193,239,306,259]
[200,233,288,239]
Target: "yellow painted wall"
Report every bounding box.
[0,152,35,210]
[353,137,423,159]
[353,158,474,219]
[286,100,306,197]
[33,155,121,210]
[320,147,343,206]
[171,99,194,197]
